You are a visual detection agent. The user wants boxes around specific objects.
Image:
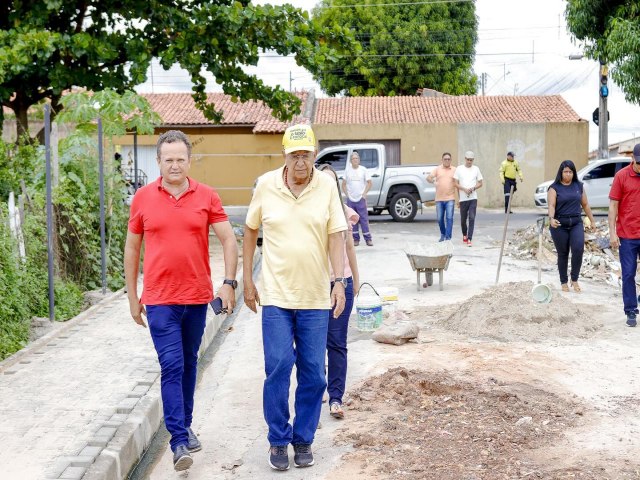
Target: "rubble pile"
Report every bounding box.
[505,219,622,287]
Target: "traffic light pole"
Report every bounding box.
[598,60,609,159]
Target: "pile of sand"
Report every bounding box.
[436,281,602,342]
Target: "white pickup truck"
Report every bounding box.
[315,143,437,222]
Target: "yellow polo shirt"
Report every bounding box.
[246,166,347,309]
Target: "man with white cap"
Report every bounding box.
[608,143,640,327]
[454,151,484,247]
[243,124,347,470]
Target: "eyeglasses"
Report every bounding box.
[288,153,314,161]
[443,157,452,161]
[465,158,474,161]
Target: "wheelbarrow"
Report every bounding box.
[404,242,453,292]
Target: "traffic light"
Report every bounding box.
[600,63,609,98]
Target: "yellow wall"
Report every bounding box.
[113,127,286,205]
[313,124,459,165]
[113,120,588,207]
[544,121,590,177]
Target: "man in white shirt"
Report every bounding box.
[453,151,483,247]
[342,151,373,246]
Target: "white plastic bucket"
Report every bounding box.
[355,283,383,331]
[531,283,552,303]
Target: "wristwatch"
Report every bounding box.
[334,277,347,288]
[223,279,238,289]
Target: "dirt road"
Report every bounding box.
[137,210,640,479]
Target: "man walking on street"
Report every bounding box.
[243,124,347,471]
[608,143,640,327]
[499,151,524,213]
[124,130,238,472]
[343,151,373,246]
[454,151,483,247]
[427,152,457,241]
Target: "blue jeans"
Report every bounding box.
[435,200,454,240]
[549,217,584,284]
[262,306,329,446]
[327,277,354,405]
[147,304,207,451]
[619,238,640,315]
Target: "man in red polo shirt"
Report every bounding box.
[124,130,238,471]
[609,143,640,327]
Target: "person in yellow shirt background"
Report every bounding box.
[499,151,524,213]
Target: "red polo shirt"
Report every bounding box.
[128,177,228,304]
[609,164,640,239]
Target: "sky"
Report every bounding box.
[134,0,640,151]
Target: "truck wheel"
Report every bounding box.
[389,193,417,222]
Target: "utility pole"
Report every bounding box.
[481,73,486,96]
[289,71,293,92]
[598,59,609,159]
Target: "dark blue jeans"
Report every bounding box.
[327,277,354,405]
[262,306,329,446]
[459,199,477,240]
[619,238,640,315]
[347,198,372,242]
[435,200,454,240]
[147,304,207,451]
[549,217,584,284]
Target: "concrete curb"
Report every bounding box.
[0,288,125,374]
[82,250,261,480]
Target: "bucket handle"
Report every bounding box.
[357,282,380,300]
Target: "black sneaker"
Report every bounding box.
[269,445,289,471]
[173,444,193,471]
[187,427,202,452]
[627,312,637,327]
[293,443,314,468]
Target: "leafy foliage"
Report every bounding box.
[1,1,353,139]
[0,89,157,359]
[566,1,640,104]
[312,0,478,96]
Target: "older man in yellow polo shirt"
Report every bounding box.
[243,124,347,471]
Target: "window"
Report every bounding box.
[316,150,348,171]
[615,161,631,174]
[583,163,616,180]
[354,149,379,169]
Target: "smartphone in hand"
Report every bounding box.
[210,297,227,315]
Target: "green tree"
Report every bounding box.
[312,0,478,96]
[566,1,640,103]
[0,1,353,140]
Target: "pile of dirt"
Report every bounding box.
[435,281,602,342]
[505,219,622,288]
[338,367,589,479]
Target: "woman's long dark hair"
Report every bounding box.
[552,160,581,186]
[317,163,346,215]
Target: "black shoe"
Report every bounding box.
[187,427,202,452]
[627,312,637,327]
[269,445,290,471]
[293,443,314,468]
[173,444,193,471]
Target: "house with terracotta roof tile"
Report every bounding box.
[313,95,588,208]
[112,91,314,205]
[112,91,587,207]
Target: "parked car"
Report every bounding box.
[534,156,631,209]
[315,143,437,222]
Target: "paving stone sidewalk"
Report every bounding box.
[0,240,252,480]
